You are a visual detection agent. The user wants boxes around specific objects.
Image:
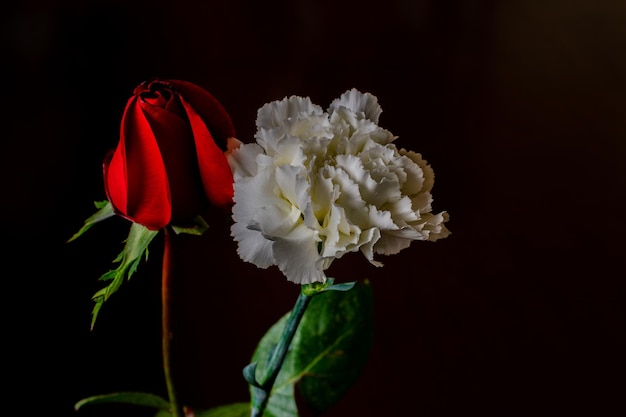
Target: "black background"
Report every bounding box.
[3,1,626,416]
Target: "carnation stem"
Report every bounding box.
[249,288,313,417]
[162,228,184,417]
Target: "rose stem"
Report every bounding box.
[162,228,184,417]
[250,289,313,417]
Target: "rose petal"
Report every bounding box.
[179,95,235,208]
[105,96,171,230]
[138,96,206,222]
[166,80,235,149]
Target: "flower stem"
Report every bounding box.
[162,228,184,417]
[250,289,313,417]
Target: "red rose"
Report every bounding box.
[103,79,236,230]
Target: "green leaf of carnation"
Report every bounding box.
[251,281,374,417]
[90,223,159,329]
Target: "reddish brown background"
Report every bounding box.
[3,1,626,416]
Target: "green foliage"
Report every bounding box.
[74,391,170,411]
[67,200,115,242]
[251,281,374,417]
[69,200,208,330]
[192,403,252,417]
[301,279,356,296]
[90,222,159,329]
[170,215,210,235]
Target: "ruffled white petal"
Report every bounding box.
[231,221,274,268]
[329,88,382,123]
[229,88,450,284]
[272,224,324,284]
[227,142,262,181]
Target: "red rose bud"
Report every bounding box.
[103,79,236,230]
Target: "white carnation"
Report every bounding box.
[228,89,450,284]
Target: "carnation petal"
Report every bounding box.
[256,95,323,131]
[421,212,452,241]
[374,232,415,255]
[228,143,262,181]
[230,88,450,284]
[272,224,325,284]
[231,221,274,268]
[329,88,382,123]
[401,150,435,192]
[357,227,383,266]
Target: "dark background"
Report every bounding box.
[3,0,625,416]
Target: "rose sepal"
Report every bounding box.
[170,215,210,235]
[90,222,159,329]
[67,200,115,243]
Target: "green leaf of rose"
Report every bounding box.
[170,215,210,235]
[251,280,374,417]
[74,391,170,411]
[90,222,159,329]
[153,403,251,417]
[185,403,251,417]
[67,200,115,242]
